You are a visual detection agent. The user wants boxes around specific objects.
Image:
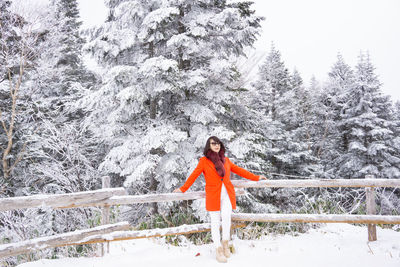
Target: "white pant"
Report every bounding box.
[209,184,232,248]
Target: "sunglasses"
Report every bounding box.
[210,142,220,146]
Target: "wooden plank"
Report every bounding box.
[366,184,377,241]
[99,191,206,205]
[63,222,247,246]
[0,188,245,211]
[2,178,399,212]
[74,188,247,208]
[231,179,400,188]
[231,213,400,224]
[0,222,131,258]
[101,176,111,255]
[0,188,127,211]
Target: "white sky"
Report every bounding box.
[77,0,400,102]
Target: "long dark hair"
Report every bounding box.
[203,136,226,156]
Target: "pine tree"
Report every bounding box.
[393,100,400,173]
[247,45,322,215]
[81,0,263,219]
[317,53,355,176]
[250,45,290,175]
[0,2,102,262]
[0,0,38,193]
[304,75,326,158]
[252,43,291,120]
[395,101,400,121]
[35,0,96,112]
[252,45,317,176]
[333,52,400,179]
[22,0,100,196]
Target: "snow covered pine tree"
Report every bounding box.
[251,44,318,176]
[0,0,38,194]
[332,52,400,180]
[25,0,100,195]
[1,0,102,264]
[81,0,264,222]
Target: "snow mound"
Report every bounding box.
[18,224,400,267]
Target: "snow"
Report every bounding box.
[138,56,178,78]
[138,7,180,40]
[181,102,217,124]
[17,224,400,267]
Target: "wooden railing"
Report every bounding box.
[1,175,400,259]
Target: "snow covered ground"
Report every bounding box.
[18,224,400,267]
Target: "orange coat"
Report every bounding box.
[180,156,260,211]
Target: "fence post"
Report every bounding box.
[101,176,111,255]
[365,175,377,241]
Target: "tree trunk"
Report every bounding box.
[1,54,26,182]
[149,173,159,214]
[149,96,157,120]
[177,6,188,71]
[271,87,276,121]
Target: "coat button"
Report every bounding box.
[221,179,223,181]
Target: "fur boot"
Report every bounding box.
[216,246,227,263]
[222,240,231,258]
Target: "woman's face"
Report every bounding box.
[209,139,221,153]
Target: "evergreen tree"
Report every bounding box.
[332,52,400,179]
[0,0,38,194]
[252,45,317,176]
[23,0,100,196]
[318,53,355,176]
[393,101,400,173]
[304,75,326,159]
[395,101,400,121]
[1,1,102,263]
[81,0,264,220]
[34,0,96,114]
[252,43,291,120]
[247,45,321,215]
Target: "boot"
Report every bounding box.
[216,246,227,263]
[222,240,231,258]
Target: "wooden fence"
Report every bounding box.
[1,175,400,259]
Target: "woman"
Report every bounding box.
[173,136,267,263]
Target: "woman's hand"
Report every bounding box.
[173,188,182,193]
[259,175,268,180]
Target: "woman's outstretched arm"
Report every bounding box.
[173,158,204,193]
[229,158,268,181]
